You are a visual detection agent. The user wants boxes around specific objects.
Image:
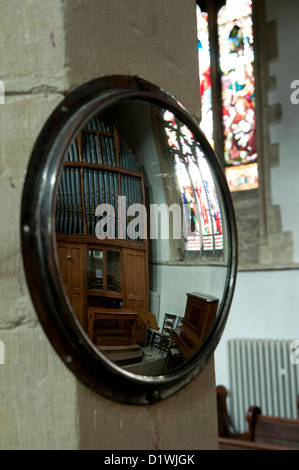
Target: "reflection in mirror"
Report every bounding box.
[55,101,229,376]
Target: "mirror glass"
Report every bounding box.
[54,100,230,377]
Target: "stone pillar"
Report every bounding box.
[0,0,218,449]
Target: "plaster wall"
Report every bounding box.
[266,0,299,263]
[214,0,299,428]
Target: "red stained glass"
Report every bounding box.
[197,0,258,192]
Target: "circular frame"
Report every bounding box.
[21,75,238,404]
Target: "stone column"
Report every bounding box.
[0,0,218,450]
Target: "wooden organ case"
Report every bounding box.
[55,116,149,349]
[171,292,219,361]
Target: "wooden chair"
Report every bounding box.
[136,309,159,346]
[176,316,184,329]
[151,313,177,354]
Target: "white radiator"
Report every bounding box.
[228,339,299,433]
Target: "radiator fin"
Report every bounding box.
[228,339,299,433]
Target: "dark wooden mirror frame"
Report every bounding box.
[20,75,238,404]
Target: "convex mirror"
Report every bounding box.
[21,75,237,404]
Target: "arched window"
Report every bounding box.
[163,110,224,258]
[195,0,292,270]
[197,0,258,192]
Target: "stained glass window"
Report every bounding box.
[197,0,258,192]
[197,8,214,148]
[163,110,223,253]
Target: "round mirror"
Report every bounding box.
[21,76,237,404]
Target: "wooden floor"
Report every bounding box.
[99,344,144,366]
[97,341,182,376]
[123,345,175,376]
[124,357,168,375]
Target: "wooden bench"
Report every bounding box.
[219,436,294,450]
[87,307,139,346]
[217,385,240,438]
[245,405,299,449]
[217,385,299,450]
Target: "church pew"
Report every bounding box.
[217,386,299,450]
[219,437,294,450]
[245,405,299,450]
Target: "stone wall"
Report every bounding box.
[0,0,218,450]
[234,0,295,270]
